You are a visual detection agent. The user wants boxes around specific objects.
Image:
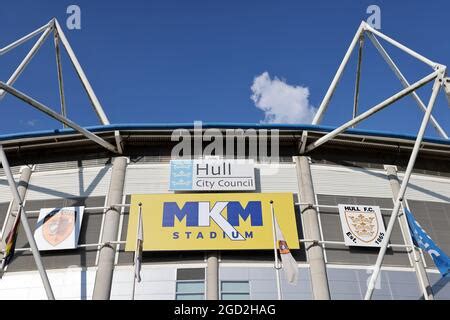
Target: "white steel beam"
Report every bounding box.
[364,71,444,300]
[0,82,118,153]
[0,25,54,100]
[0,145,55,300]
[366,32,448,139]
[53,19,110,125]
[53,30,67,125]
[312,22,366,125]
[0,21,52,55]
[363,23,437,68]
[300,22,365,153]
[352,35,364,124]
[305,71,438,153]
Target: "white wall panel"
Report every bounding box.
[26,166,112,200]
[257,164,299,193]
[3,162,449,206]
[124,164,171,195]
[402,174,450,204]
[311,164,450,204]
[311,164,393,198]
[0,267,96,300]
[0,174,18,203]
[110,265,177,300]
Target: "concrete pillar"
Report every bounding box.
[295,156,331,300]
[384,165,434,300]
[206,251,219,300]
[93,157,127,300]
[2,166,32,239]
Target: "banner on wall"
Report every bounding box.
[338,204,386,247]
[34,206,84,251]
[169,159,255,191]
[125,193,299,251]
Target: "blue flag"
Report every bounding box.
[404,208,450,277]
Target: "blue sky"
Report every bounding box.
[0,0,449,137]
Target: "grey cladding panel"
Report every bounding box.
[317,195,410,266]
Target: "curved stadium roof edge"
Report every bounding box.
[0,123,449,147]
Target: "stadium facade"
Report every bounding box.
[0,123,449,300]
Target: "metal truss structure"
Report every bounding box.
[0,18,448,301]
[0,18,124,299]
[0,18,122,154]
[301,21,449,300]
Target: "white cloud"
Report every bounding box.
[251,72,316,124]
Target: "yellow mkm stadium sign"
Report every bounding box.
[125,193,299,251]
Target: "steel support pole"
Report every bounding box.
[1,166,32,246]
[53,19,110,125]
[364,74,443,300]
[352,35,364,123]
[93,157,127,300]
[384,165,434,300]
[53,30,67,126]
[53,19,124,153]
[295,156,330,299]
[0,146,55,300]
[367,32,448,139]
[0,82,118,153]
[270,201,283,300]
[206,252,219,300]
[299,22,365,153]
[305,71,438,153]
[0,25,54,100]
[312,22,365,125]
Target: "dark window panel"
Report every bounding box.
[177,268,205,280]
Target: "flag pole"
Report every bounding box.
[131,264,136,300]
[131,202,143,300]
[0,145,55,300]
[270,200,282,300]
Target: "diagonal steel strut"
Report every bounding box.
[0,82,118,153]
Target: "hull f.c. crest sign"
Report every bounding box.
[34,207,84,251]
[338,204,386,247]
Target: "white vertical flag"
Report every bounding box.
[274,215,298,285]
[134,204,144,283]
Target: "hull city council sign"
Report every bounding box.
[169,159,256,191]
[338,204,386,247]
[125,193,299,251]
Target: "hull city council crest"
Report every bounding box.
[338,204,386,247]
[43,208,76,246]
